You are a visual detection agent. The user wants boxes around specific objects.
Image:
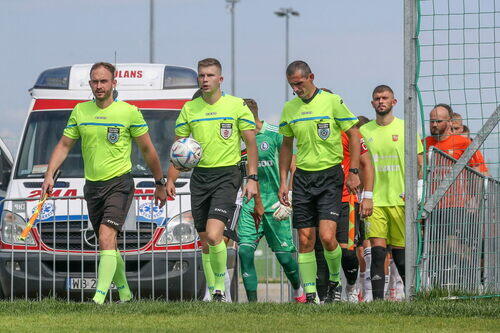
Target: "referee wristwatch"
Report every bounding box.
[349,168,359,175]
[248,174,259,182]
[155,177,167,186]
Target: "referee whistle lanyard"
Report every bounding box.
[347,194,356,250]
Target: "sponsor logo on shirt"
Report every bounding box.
[95,116,107,119]
[258,160,274,167]
[392,135,399,141]
[376,165,401,172]
[205,112,217,116]
[220,123,233,140]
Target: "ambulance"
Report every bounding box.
[0,64,238,300]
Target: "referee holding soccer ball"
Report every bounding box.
[166,58,261,302]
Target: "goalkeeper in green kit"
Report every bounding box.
[237,99,305,302]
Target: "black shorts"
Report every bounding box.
[313,202,362,250]
[292,165,343,229]
[190,166,241,233]
[83,173,135,233]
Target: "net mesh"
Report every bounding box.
[415,0,500,294]
[416,0,500,178]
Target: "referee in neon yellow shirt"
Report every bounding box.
[166,58,259,302]
[42,62,167,304]
[278,61,362,304]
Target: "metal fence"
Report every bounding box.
[0,192,298,302]
[418,147,500,293]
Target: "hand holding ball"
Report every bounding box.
[170,138,202,171]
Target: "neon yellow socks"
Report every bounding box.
[298,251,317,294]
[113,251,132,302]
[93,250,117,304]
[324,245,342,283]
[202,252,215,294]
[209,241,227,292]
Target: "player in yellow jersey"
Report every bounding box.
[278,61,361,304]
[166,58,260,302]
[360,85,423,300]
[41,62,167,304]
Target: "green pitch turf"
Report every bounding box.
[0,298,498,332]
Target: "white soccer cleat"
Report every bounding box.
[346,284,359,303]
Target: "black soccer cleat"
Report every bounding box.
[324,281,342,303]
[212,290,226,302]
[305,292,319,304]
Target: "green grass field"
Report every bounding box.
[0,298,498,332]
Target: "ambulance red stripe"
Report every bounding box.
[32,99,190,110]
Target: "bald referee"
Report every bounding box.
[278,61,361,304]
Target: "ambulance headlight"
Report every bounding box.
[1,211,35,245]
[157,211,196,246]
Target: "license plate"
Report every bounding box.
[67,278,116,290]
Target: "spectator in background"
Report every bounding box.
[451,112,464,134]
[461,125,470,139]
[424,104,488,275]
[425,104,489,176]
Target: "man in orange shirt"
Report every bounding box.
[424,104,487,272]
[425,104,489,175]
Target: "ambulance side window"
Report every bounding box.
[0,150,11,191]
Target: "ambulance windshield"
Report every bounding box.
[16,109,180,178]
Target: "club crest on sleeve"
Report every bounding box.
[220,123,233,139]
[317,123,330,140]
[107,127,120,144]
[392,135,399,141]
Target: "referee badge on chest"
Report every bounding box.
[220,123,233,139]
[107,127,120,144]
[317,123,330,140]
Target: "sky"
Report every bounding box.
[0,0,404,154]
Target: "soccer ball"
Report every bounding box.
[170,138,202,170]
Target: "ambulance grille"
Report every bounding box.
[37,220,157,251]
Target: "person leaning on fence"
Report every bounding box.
[424,104,490,267]
[425,104,489,176]
[166,58,261,302]
[359,85,424,301]
[278,61,362,304]
[41,62,168,304]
